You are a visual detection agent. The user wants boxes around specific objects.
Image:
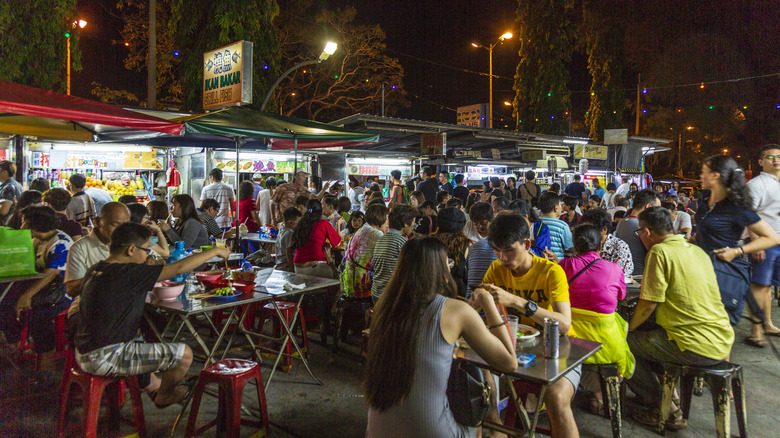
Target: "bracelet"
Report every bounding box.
[739,247,745,255]
[487,321,507,330]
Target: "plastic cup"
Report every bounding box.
[215,239,227,248]
[507,315,519,347]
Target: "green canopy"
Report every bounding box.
[176,107,379,149]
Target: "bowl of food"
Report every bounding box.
[207,279,255,294]
[152,281,185,301]
[517,324,541,344]
[195,270,224,283]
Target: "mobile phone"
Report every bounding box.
[517,353,536,366]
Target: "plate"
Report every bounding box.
[206,290,243,301]
[517,324,540,340]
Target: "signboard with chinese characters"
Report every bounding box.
[467,165,507,175]
[574,145,608,160]
[457,103,488,128]
[348,165,412,177]
[214,158,305,174]
[420,133,446,155]
[32,152,50,167]
[203,40,253,110]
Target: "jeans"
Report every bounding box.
[0,280,71,353]
[627,328,722,404]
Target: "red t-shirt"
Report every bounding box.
[236,198,259,232]
[293,219,342,264]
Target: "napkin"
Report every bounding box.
[283,282,306,291]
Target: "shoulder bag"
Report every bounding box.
[446,357,491,427]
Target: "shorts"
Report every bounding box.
[751,244,780,287]
[76,341,185,377]
[562,364,582,397]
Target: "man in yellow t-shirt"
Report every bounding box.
[480,213,579,438]
[628,207,734,425]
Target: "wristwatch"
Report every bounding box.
[524,300,538,318]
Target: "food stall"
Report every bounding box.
[26,141,164,202]
[210,151,308,188]
[345,156,413,189]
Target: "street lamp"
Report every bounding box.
[471,32,512,129]
[65,19,87,95]
[260,41,338,111]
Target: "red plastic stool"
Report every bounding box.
[211,303,257,336]
[256,301,309,371]
[185,359,270,438]
[57,367,146,438]
[54,309,68,358]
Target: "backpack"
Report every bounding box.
[520,182,540,207]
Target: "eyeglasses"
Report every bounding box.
[122,244,152,254]
[633,227,652,237]
[762,155,780,161]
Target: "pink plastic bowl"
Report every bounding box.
[153,281,185,301]
[195,271,225,283]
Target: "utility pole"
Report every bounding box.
[148,0,157,109]
[635,73,641,135]
[678,132,682,177]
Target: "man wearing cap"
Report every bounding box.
[271,171,331,224]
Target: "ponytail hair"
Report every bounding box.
[704,155,753,210]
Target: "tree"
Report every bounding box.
[169,0,281,112]
[581,0,626,141]
[0,0,82,92]
[116,0,181,107]
[273,4,407,121]
[512,0,576,135]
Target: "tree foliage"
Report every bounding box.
[581,0,625,141]
[273,4,407,121]
[169,0,281,112]
[116,0,180,107]
[0,0,82,92]
[512,0,576,135]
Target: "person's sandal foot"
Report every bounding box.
[745,336,768,348]
[586,394,603,415]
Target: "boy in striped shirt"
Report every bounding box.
[537,192,573,259]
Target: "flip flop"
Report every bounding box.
[153,377,198,409]
[745,336,768,348]
[764,329,780,337]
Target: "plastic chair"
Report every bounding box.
[185,359,269,438]
[256,301,309,371]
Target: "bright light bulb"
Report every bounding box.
[323,41,338,55]
[471,43,479,48]
[500,32,513,40]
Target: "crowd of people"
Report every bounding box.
[3,146,780,435]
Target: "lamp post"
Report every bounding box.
[260,41,338,111]
[471,32,512,129]
[65,19,87,95]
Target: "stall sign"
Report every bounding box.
[420,133,446,155]
[574,145,608,160]
[348,165,412,177]
[66,154,111,169]
[467,165,507,175]
[275,161,307,174]
[32,152,50,167]
[203,40,253,110]
[216,158,275,173]
[456,103,488,128]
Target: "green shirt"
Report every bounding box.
[640,234,734,360]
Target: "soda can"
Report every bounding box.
[544,318,560,358]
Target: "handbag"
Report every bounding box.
[30,276,68,308]
[709,253,750,325]
[0,227,37,278]
[446,358,491,427]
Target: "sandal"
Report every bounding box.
[745,336,768,348]
[631,407,688,430]
[764,327,780,337]
[153,377,197,409]
[586,394,603,415]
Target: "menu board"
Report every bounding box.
[214,158,306,174]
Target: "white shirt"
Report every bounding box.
[201,182,235,228]
[65,230,109,283]
[256,189,273,226]
[748,171,780,235]
[348,186,364,211]
[672,211,692,234]
[462,220,485,243]
[615,182,631,197]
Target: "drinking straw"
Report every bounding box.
[498,302,514,340]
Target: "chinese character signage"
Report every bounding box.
[214,158,305,174]
[203,40,253,110]
[348,165,412,177]
[420,133,447,156]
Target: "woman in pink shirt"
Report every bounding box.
[559,224,626,313]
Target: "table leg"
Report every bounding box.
[505,375,532,434]
[143,311,175,343]
[264,293,323,391]
[0,281,14,304]
[201,307,238,366]
[528,384,548,438]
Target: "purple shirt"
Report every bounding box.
[559,251,626,314]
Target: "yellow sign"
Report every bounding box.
[203,40,253,110]
[574,145,608,160]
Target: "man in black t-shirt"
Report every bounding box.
[75,222,231,408]
[563,174,587,202]
[416,166,439,202]
[452,174,470,205]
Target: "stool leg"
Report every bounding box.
[693,376,704,396]
[731,368,748,438]
[603,375,622,438]
[227,380,243,438]
[56,376,73,436]
[105,381,122,431]
[125,377,147,438]
[84,379,108,438]
[253,373,271,437]
[298,306,310,359]
[185,381,207,438]
[679,373,696,420]
[657,369,678,435]
[707,374,731,438]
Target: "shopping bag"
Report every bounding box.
[0,227,37,278]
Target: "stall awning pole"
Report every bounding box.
[293,135,298,178]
